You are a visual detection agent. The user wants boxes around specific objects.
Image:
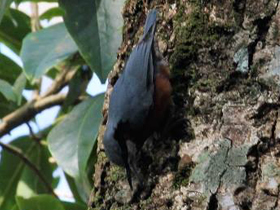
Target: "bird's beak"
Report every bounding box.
[125,161,133,190]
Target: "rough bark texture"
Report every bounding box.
[88,0,280,209]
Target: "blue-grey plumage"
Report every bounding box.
[108,10,157,129]
[103,10,158,189]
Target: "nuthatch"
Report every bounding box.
[103,9,171,189]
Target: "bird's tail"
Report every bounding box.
[143,9,157,37]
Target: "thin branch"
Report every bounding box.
[30,3,41,32]
[26,122,41,142]
[32,78,42,100]
[0,62,82,138]
[42,65,78,97]
[0,141,57,198]
[0,94,66,138]
[30,3,41,99]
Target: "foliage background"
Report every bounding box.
[0,0,124,209]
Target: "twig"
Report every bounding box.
[32,78,42,100]
[42,65,78,97]
[0,63,82,138]
[0,94,66,138]
[26,122,41,142]
[0,141,57,198]
[30,3,41,98]
[30,3,41,32]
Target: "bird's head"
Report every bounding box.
[103,124,125,167]
[103,123,133,189]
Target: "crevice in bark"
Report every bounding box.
[243,140,261,209]
[240,202,252,210]
[216,71,247,93]
[262,188,279,210]
[241,109,280,209]
[258,111,280,154]
[207,193,218,210]
[270,110,278,143]
[232,0,247,28]
[247,1,279,71]
[251,102,280,120]
[274,189,280,209]
[248,16,272,70]
[262,189,278,197]
[234,186,253,210]
[246,115,279,188]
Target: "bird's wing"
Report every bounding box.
[109,10,157,130]
[143,10,157,38]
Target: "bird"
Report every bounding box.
[103,9,172,189]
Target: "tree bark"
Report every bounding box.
[89,0,280,209]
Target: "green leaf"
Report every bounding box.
[13,73,27,105]
[0,94,18,118]
[46,67,59,80]
[16,195,65,210]
[0,54,35,91]
[0,137,34,210]
[62,201,86,210]
[64,173,84,204]
[63,66,92,110]
[0,0,12,24]
[11,205,20,210]
[59,0,125,83]
[0,9,31,54]
[48,94,104,197]
[0,134,56,210]
[85,141,97,184]
[40,7,64,21]
[0,53,22,84]
[16,144,55,199]
[52,176,60,190]
[15,0,57,4]
[20,23,78,82]
[0,78,17,102]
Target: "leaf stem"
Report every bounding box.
[0,141,58,198]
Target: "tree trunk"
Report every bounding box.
[89,0,280,209]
